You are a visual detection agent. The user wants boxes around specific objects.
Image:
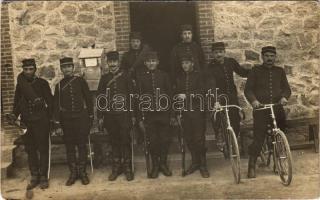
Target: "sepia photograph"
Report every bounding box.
[0,1,319,199]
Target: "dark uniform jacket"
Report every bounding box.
[136,69,172,120]
[53,76,93,120]
[244,65,291,104]
[121,44,151,81]
[170,42,205,83]
[175,71,206,112]
[13,73,53,122]
[97,70,134,117]
[207,57,249,105]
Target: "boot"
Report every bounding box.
[39,176,49,189]
[150,156,160,179]
[123,159,134,181]
[78,162,90,185]
[27,170,40,190]
[65,163,78,186]
[185,151,200,175]
[108,158,122,181]
[247,156,257,178]
[159,154,172,177]
[199,150,210,178]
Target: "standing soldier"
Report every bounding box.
[207,42,250,149]
[170,24,205,85]
[245,46,291,178]
[12,58,53,189]
[97,51,135,181]
[121,31,152,82]
[121,32,152,145]
[137,51,175,178]
[53,57,93,186]
[175,53,209,178]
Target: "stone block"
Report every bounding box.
[245,50,260,61]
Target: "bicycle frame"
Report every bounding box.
[255,103,293,186]
[211,88,242,183]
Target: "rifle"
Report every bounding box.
[176,110,186,176]
[140,115,151,178]
[130,120,135,173]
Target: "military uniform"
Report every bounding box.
[244,46,291,178]
[121,32,151,82]
[137,52,173,178]
[245,65,291,157]
[121,32,152,146]
[97,51,135,181]
[175,68,209,177]
[53,57,93,185]
[170,25,205,85]
[207,42,250,137]
[13,59,53,189]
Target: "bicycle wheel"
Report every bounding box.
[227,128,241,184]
[273,130,293,186]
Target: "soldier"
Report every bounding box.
[207,42,250,149]
[97,51,135,181]
[175,53,209,178]
[170,24,206,85]
[121,32,152,145]
[12,58,53,189]
[121,31,152,82]
[244,46,291,178]
[53,57,93,186]
[137,51,175,178]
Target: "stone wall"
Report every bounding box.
[211,1,319,121]
[5,1,320,120]
[8,1,116,89]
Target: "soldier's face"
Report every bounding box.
[130,39,141,50]
[145,59,159,71]
[181,60,194,72]
[262,52,276,67]
[60,64,74,76]
[108,59,119,74]
[212,49,226,62]
[181,31,192,43]
[22,65,36,78]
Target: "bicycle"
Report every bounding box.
[255,104,293,186]
[211,89,242,184]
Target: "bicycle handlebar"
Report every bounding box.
[254,103,281,111]
[215,104,243,112]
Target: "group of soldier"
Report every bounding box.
[11,24,291,190]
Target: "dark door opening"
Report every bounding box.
[130,2,198,73]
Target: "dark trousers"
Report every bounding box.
[213,107,241,137]
[183,111,206,156]
[248,105,286,157]
[145,114,171,159]
[23,116,50,177]
[60,113,90,169]
[103,113,131,162]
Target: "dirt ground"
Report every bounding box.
[1,149,319,200]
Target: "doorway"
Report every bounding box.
[130,2,198,73]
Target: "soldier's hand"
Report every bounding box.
[170,117,177,126]
[177,93,186,100]
[214,102,221,110]
[131,117,136,125]
[98,118,104,132]
[252,100,262,109]
[279,97,288,106]
[138,121,146,133]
